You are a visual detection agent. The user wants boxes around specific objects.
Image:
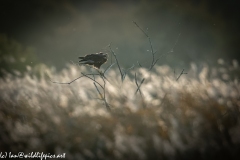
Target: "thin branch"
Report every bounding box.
[171,33,181,52]
[137,61,142,67]
[104,63,115,75]
[134,73,138,85]
[104,101,111,111]
[153,58,160,66]
[122,64,135,81]
[100,75,106,99]
[134,73,145,95]
[93,82,103,99]
[82,70,111,111]
[96,74,111,111]
[153,33,181,65]
[134,73,146,108]
[93,83,111,111]
[126,64,135,71]
[83,64,111,84]
[50,75,84,85]
[148,37,154,55]
[133,21,156,70]
[81,72,104,90]
[111,49,113,64]
[94,68,111,84]
[133,21,149,37]
[108,43,124,81]
[176,69,187,81]
[51,54,114,111]
[83,73,111,111]
[135,78,145,95]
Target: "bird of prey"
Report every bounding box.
[79,52,108,69]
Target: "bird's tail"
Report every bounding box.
[79,57,86,63]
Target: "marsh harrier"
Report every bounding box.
[79,52,108,69]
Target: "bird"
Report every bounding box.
[79,52,108,69]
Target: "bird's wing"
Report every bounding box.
[79,60,94,64]
[79,54,94,62]
[79,53,107,68]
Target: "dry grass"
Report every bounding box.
[0,61,240,160]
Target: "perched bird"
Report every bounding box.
[79,52,108,69]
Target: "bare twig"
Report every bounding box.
[124,64,135,73]
[134,73,145,95]
[122,64,135,81]
[134,73,146,108]
[152,32,181,66]
[133,21,149,37]
[82,72,111,111]
[108,43,134,82]
[133,21,157,70]
[49,73,99,85]
[94,74,111,111]
[176,69,187,81]
[104,63,115,75]
[171,33,181,52]
[49,75,84,85]
[137,61,142,67]
[108,43,124,81]
[51,58,114,111]
[81,72,104,90]
[93,82,103,99]
[133,21,159,108]
[153,57,160,66]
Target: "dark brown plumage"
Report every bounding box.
[79,52,108,69]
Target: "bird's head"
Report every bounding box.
[99,52,107,55]
[99,52,108,58]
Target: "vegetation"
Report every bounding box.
[0,59,240,159]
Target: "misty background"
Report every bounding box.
[0,0,239,73]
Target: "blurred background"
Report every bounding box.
[1,1,240,159]
[0,0,240,74]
